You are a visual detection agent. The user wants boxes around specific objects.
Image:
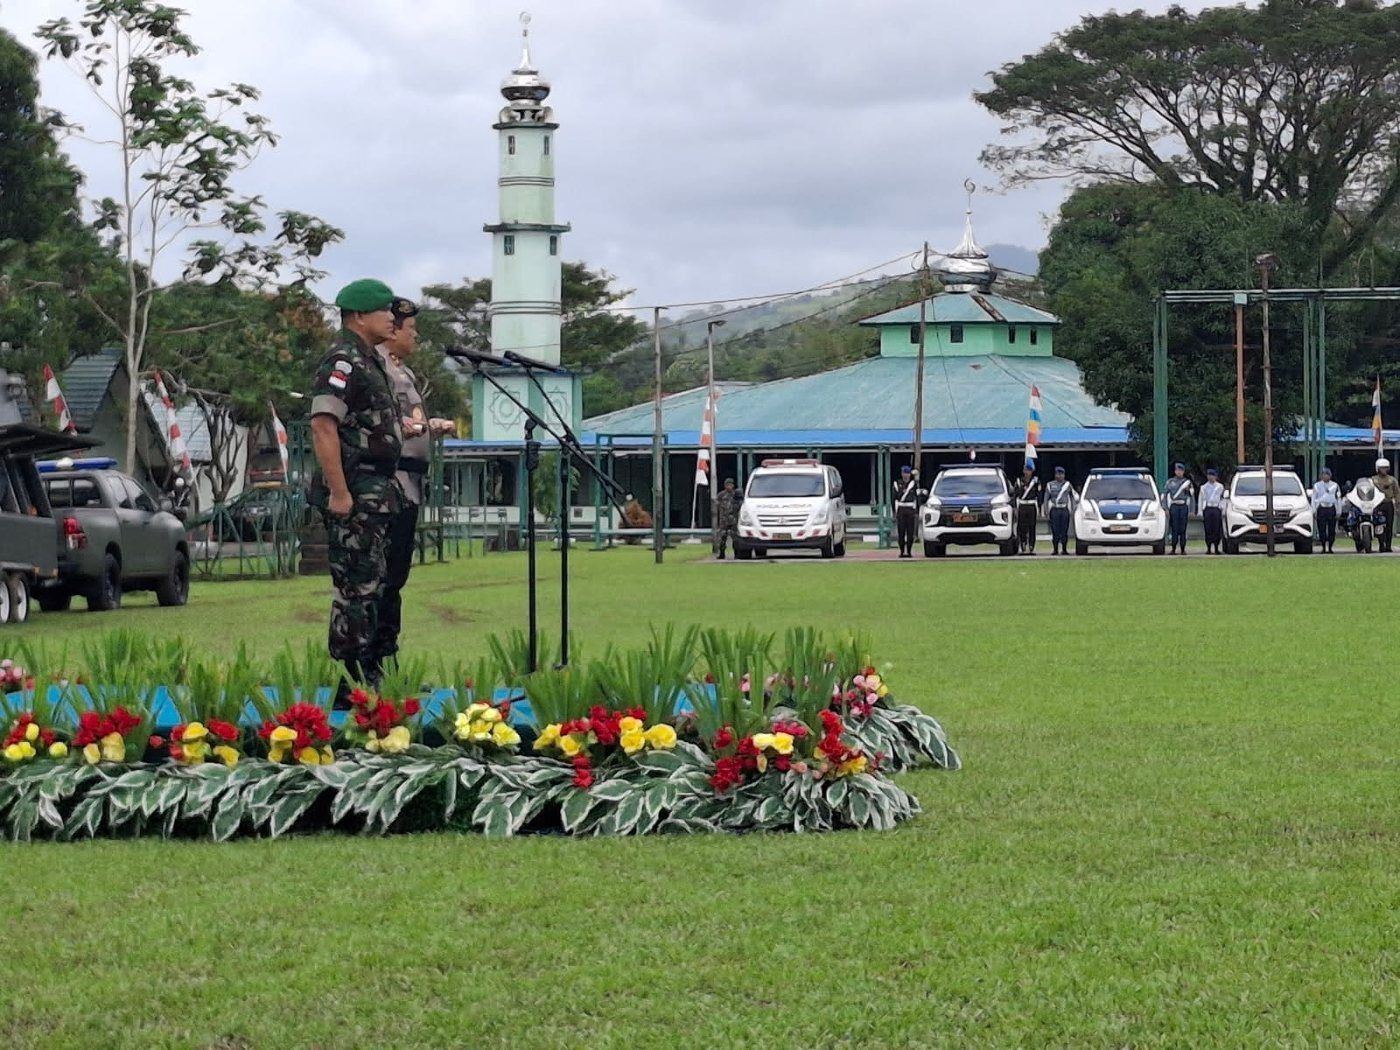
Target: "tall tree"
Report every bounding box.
[36,1,341,472]
[976,0,1400,273]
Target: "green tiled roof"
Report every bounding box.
[583,354,1126,435]
[859,292,1059,327]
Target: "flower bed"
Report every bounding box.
[0,627,958,842]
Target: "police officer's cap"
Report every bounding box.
[1321,466,1332,476]
[900,465,912,474]
[390,296,419,321]
[1054,465,1065,475]
[1174,462,1186,471]
[1206,467,1218,476]
[724,477,736,485]
[334,278,395,313]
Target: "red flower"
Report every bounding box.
[171,725,186,742]
[774,754,792,773]
[354,711,370,727]
[169,745,184,762]
[710,756,745,792]
[207,720,239,742]
[572,754,594,789]
[627,707,647,721]
[499,701,512,719]
[403,699,421,717]
[39,728,55,747]
[348,688,370,707]
[712,726,734,750]
[149,735,166,750]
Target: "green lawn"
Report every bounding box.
[5,548,1400,1047]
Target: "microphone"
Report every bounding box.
[444,346,511,368]
[502,350,569,374]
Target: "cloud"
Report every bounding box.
[6,0,1214,311]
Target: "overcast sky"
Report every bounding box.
[4,0,1213,310]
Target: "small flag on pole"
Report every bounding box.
[1025,385,1042,468]
[1373,376,1383,454]
[269,401,290,480]
[694,386,716,488]
[42,364,76,433]
[152,370,192,478]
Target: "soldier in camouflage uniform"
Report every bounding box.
[309,279,403,693]
[714,477,741,559]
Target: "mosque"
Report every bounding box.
[441,19,1137,540]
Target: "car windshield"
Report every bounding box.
[747,473,824,498]
[933,474,1004,498]
[1234,475,1304,497]
[1085,476,1155,501]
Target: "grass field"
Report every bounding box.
[5,548,1400,1047]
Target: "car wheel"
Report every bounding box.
[819,537,835,559]
[1223,538,1239,554]
[1075,541,1089,556]
[923,541,944,558]
[0,575,10,624]
[754,548,767,559]
[834,539,846,557]
[735,546,753,561]
[999,539,1017,557]
[1294,540,1314,555]
[1152,541,1166,555]
[37,590,72,613]
[156,551,190,607]
[87,552,122,612]
[5,573,29,624]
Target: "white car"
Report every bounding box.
[735,459,846,559]
[1073,468,1167,555]
[1223,467,1313,554]
[920,466,1015,557]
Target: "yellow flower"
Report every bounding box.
[876,685,889,699]
[751,733,776,752]
[268,743,289,764]
[24,722,39,742]
[479,706,502,724]
[453,712,472,735]
[756,752,768,773]
[620,729,646,755]
[83,743,101,765]
[48,742,68,759]
[865,674,882,690]
[644,724,677,750]
[491,722,521,747]
[469,722,492,742]
[381,726,411,755]
[297,746,321,766]
[3,744,23,762]
[466,702,491,717]
[771,732,794,755]
[181,721,208,742]
[182,741,209,764]
[838,755,868,777]
[270,726,297,743]
[534,724,560,751]
[558,733,582,757]
[366,736,382,753]
[213,745,239,768]
[618,716,643,733]
[100,733,125,763]
[320,746,335,765]
[18,741,35,759]
[813,746,827,762]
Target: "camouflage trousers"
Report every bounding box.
[326,505,391,681]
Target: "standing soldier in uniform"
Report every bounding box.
[1164,462,1194,555]
[1199,467,1226,554]
[1014,463,1040,555]
[1043,465,1076,556]
[893,465,920,558]
[1311,466,1341,554]
[373,297,456,666]
[309,279,403,696]
[1372,457,1398,553]
[714,477,741,559]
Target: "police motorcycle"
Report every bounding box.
[1344,478,1387,553]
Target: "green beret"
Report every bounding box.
[334,278,395,313]
[391,296,419,321]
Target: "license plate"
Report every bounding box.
[772,532,791,541]
[1106,524,1133,534]
[952,513,977,524]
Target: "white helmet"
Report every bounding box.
[1378,458,1391,470]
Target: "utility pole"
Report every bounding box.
[1256,254,1280,557]
[1234,292,1246,464]
[912,242,930,479]
[652,306,664,563]
[706,318,726,548]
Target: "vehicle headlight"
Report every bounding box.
[1082,502,1099,520]
[739,505,755,525]
[925,496,942,509]
[806,506,828,526]
[990,495,1009,508]
[1140,502,1158,518]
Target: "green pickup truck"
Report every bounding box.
[0,424,96,624]
[35,458,191,612]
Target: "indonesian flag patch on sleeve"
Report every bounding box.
[327,359,352,390]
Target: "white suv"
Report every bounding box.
[1223,467,1313,554]
[1073,468,1167,554]
[920,466,1015,557]
[735,459,846,559]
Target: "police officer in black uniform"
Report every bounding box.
[893,465,920,558]
[1015,463,1040,554]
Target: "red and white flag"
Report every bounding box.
[1373,376,1383,454]
[694,385,716,488]
[269,401,290,479]
[152,370,192,477]
[42,364,76,433]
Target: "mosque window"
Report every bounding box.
[544,135,551,156]
[504,235,515,255]
[909,324,922,344]
[549,235,558,255]
[950,324,964,344]
[508,135,516,155]
[1030,328,1039,346]
[1008,326,1017,344]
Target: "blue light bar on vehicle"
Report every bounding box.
[36,457,118,473]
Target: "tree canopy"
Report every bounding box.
[977,0,1400,273]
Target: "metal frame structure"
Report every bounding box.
[1153,286,1400,485]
